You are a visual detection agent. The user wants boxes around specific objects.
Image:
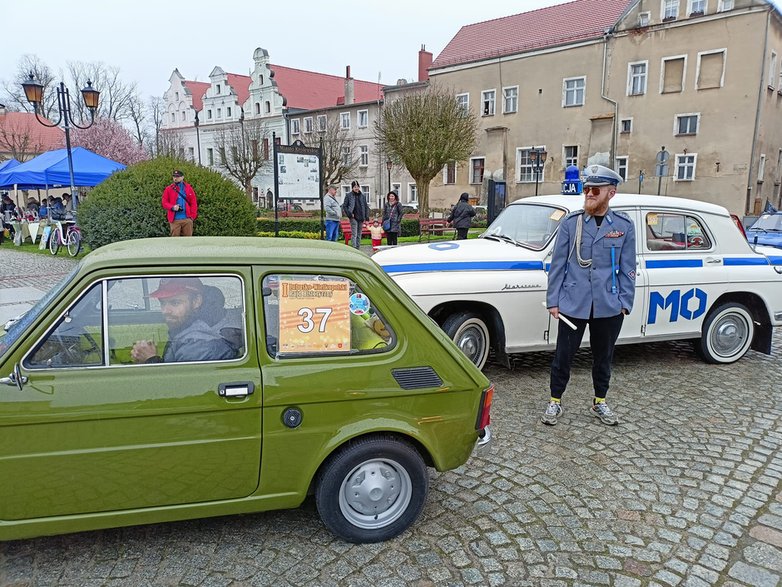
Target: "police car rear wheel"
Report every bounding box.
[697,303,753,364]
[442,311,491,370]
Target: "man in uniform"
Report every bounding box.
[542,164,636,426]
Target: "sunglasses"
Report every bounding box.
[583,185,607,195]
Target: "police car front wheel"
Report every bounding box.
[442,311,491,370]
[696,302,754,364]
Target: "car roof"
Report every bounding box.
[80,237,379,273]
[513,194,731,217]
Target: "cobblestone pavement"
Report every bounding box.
[1,250,781,586]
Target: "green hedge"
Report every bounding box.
[79,157,256,250]
[254,217,479,237]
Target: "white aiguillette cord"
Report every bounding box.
[541,302,578,330]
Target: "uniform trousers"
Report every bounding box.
[550,312,624,400]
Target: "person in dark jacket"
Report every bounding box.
[382,191,403,245]
[342,180,370,249]
[448,192,476,240]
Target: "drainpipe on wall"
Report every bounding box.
[600,28,618,167]
[747,9,771,215]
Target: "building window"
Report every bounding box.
[359,145,369,167]
[563,77,586,107]
[263,138,269,160]
[676,154,697,180]
[456,93,469,114]
[317,115,327,131]
[304,117,313,133]
[170,113,175,123]
[340,112,350,129]
[255,102,261,115]
[620,118,633,134]
[361,185,371,203]
[207,148,214,166]
[265,101,271,114]
[357,110,368,128]
[718,0,734,11]
[564,146,579,168]
[615,157,629,181]
[628,62,648,96]
[188,147,194,160]
[180,111,186,121]
[697,49,726,89]
[217,108,222,119]
[290,119,300,135]
[662,0,679,20]
[503,86,518,113]
[676,114,699,135]
[758,154,766,183]
[227,107,232,118]
[408,183,418,203]
[482,90,496,116]
[216,84,221,95]
[207,109,212,120]
[769,51,778,89]
[470,157,485,184]
[688,0,706,15]
[517,147,546,183]
[638,11,651,26]
[661,56,686,93]
[443,161,456,184]
[175,91,179,100]
[342,146,351,166]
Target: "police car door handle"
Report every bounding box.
[705,257,723,265]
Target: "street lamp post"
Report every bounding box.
[530,148,548,196]
[386,158,393,194]
[194,110,202,165]
[21,74,100,210]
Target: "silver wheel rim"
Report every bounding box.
[708,310,751,360]
[338,458,412,530]
[454,319,489,368]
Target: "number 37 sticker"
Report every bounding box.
[278,278,351,353]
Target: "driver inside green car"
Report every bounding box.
[130,277,238,364]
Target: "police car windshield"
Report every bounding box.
[482,204,566,251]
[749,213,782,231]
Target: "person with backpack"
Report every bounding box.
[342,180,369,249]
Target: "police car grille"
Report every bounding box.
[392,367,443,389]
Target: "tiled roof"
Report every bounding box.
[183,81,209,111]
[226,73,251,107]
[0,111,64,154]
[432,0,631,69]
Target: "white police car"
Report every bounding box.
[373,194,782,370]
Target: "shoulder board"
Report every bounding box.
[564,210,584,220]
[613,210,632,221]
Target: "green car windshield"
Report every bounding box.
[0,264,81,363]
[481,204,566,251]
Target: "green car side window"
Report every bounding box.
[25,283,104,369]
[262,274,394,359]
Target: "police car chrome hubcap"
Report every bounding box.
[456,325,488,363]
[339,459,412,529]
[711,315,749,357]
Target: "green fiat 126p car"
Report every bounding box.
[0,238,492,544]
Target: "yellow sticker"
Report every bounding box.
[647,213,659,226]
[550,210,566,221]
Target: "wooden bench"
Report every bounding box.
[340,219,382,245]
[418,218,448,241]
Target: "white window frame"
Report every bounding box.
[758,154,766,183]
[226,107,232,118]
[718,0,734,11]
[357,110,368,128]
[481,89,496,116]
[615,156,629,182]
[516,146,547,183]
[662,0,679,20]
[303,117,313,134]
[391,183,401,198]
[359,145,369,167]
[207,109,212,120]
[217,108,222,119]
[408,183,418,204]
[469,157,485,184]
[317,115,327,131]
[216,84,221,95]
[563,145,579,168]
[688,0,707,15]
[696,48,727,90]
[627,61,649,96]
[660,55,688,94]
[675,153,697,181]
[362,185,371,203]
[638,11,651,26]
[206,148,214,166]
[620,118,633,134]
[503,86,518,114]
[290,118,300,135]
[340,112,350,129]
[769,51,778,89]
[443,161,457,184]
[456,93,470,114]
[255,102,261,115]
[562,76,586,107]
[674,113,700,136]
[341,146,351,166]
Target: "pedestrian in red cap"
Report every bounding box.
[162,170,198,236]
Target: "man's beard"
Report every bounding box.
[584,197,608,216]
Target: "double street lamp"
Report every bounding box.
[529,147,547,197]
[22,74,100,209]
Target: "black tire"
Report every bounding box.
[49,227,60,255]
[315,436,428,543]
[695,302,754,364]
[442,311,491,370]
[66,230,81,257]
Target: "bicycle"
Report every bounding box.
[49,219,82,257]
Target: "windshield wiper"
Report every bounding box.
[483,233,523,247]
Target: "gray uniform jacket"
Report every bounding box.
[324,194,341,221]
[546,208,636,319]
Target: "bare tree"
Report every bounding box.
[66,61,137,121]
[126,91,147,148]
[301,116,359,194]
[214,115,272,198]
[157,128,185,159]
[375,86,479,218]
[2,55,58,119]
[148,96,166,156]
[0,114,58,161]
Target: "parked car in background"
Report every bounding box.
[0,238,492,543]
[374,194,782,370]
[746,211,782,249]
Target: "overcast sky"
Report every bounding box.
[3,0,564,100]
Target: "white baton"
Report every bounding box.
[542,302,578,331]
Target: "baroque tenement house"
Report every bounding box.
[426,0,782,215]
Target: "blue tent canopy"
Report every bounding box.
[0,147,126,189]
[0,158,20,174]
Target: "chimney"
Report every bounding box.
[344,65,355,105]
[418,44,433,82]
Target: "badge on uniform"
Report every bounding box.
[628,270,636,280]
[605,230,625,238]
